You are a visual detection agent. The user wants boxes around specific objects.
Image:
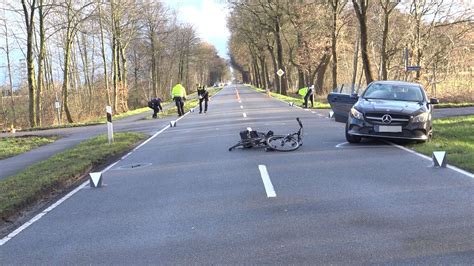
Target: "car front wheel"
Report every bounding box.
[345,122,361,143]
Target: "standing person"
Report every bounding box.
[171,83,186,116]
[148,97,163,118]
[197,84,209,114]
[303,85,315,108]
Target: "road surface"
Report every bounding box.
[1,85,473,264]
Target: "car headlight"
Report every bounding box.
[412,112,429,123]
[350,107,364,120]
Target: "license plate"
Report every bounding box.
[377,125,402,133]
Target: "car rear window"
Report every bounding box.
[363,83,424,102]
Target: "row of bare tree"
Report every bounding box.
[0,0,229,129]
[227,0,473,97]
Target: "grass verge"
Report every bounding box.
[0,132,147,223]
[410,115,474,172]
[0,135,60,160]
[436,102,474,108]
[249,85,331,109]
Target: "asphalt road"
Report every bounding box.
[1,85,473,264]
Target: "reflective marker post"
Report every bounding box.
[90,172,103,188]
[106,106,114,144]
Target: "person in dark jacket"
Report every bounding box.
[148,97,163,118]
[197,84,209,114]
[304,85,315,108]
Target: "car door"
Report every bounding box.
[327,92,359,123]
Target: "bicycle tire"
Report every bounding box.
[266,135,300,152]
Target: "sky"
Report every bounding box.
[163,0,231,59]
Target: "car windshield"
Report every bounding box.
[362,83,424,102]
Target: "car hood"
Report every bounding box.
[356,99,426,114]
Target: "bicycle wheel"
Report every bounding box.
[266,135,300,152]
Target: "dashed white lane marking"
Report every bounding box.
[243,113,247,118]
[311,111,316,114]
[335,142,349,148]
[258,165,276,198]
[240,105,243,109]
[238,100,242,103]
[0,88,207,246]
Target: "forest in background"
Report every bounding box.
[0,0,229,130]
[227,0,473,100]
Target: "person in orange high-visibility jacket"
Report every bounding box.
[171,83,187,116]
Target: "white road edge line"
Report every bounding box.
[0,88,232,247]
[389,142,474,179]
[0,123,171,246]
[258,165,276,198]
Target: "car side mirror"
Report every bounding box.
[430,98,439,104]
[350,93,359,99]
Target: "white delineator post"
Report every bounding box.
[432,151,447,168]
[89,172,103,188]
[106,106,114,144]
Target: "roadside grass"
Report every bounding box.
[0,135,59,160]
[410,115,474,172]
[436,102,474,108]
[250,85,331,109]
[0,132,147,222]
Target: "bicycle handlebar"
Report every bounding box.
[296,117,303,128]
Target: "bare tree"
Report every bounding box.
[352,0,374,84]
[1,21,17,127]
[21,0,38,127]
[56,0,94,123]
[329,0,348,89]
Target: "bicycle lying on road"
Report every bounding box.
[228,118,303,152]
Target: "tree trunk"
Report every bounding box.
[331,1,338,90]
[267,44,278,92]
[315,54,330,94]
[3,22,16,126]
[98,2,111,106]
[78,32,93,113]
[259,55,268,89]
[352,0,373,84]
[380,0,397,80]
[112,35,118,112]
[120,46,129,112]
[62,23,74,123]
[275,17,288,95]
[150,31,158,98]
[36,0,45,126]
[380,13,389,80]
[21,0,37,127]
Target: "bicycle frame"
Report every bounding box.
[229,118,303,151]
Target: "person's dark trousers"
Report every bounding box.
[304,92,314,108]
[174,96,184,116]
[199,95,209,113]
[152,108,159,118]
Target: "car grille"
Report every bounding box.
[364,112,410,126]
